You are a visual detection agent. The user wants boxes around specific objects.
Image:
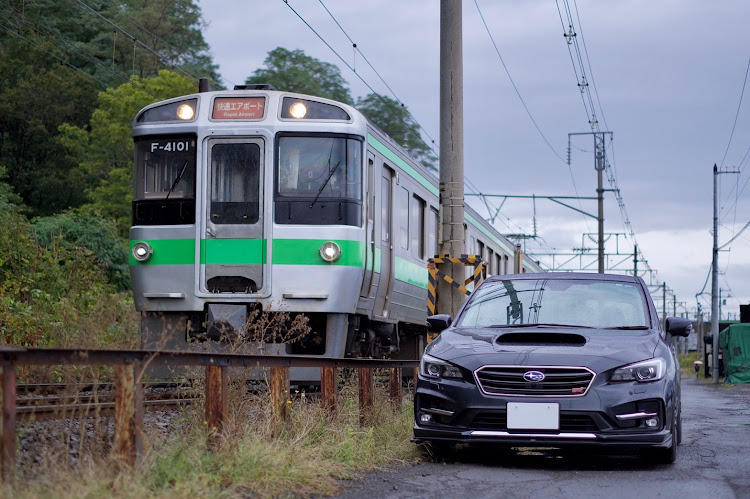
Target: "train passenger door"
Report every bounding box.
[201,138,265,294]
[373,165,395,319]
[360,154,376,299]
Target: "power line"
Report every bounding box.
[280,0,439,160]
[472,0,566,165]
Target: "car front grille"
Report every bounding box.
[471,412,599,432]
[474,365,595,397]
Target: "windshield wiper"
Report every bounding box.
[604,325,650,330]
[309,160,341,208]
[486,323,593,329]
[165,160,189,200]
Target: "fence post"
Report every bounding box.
[389,367,402,411]
[1,359,16,483]
[320,366,337,419]
[270,366,290,431]
[113,363,136,466]
[205,365,228,440]
[358,367,373,426]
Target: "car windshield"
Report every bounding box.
[457,278,650,329]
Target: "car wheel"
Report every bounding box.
[651,414,678,464]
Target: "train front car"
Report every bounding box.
[130,86,372,379]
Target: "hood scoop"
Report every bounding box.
[495,332,587,346]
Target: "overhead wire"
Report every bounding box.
[1,6,160,102]
[317,0,437,152]
[280,0,439,160]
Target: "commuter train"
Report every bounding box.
[129,82,542,378]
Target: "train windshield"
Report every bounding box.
[277,136,361,200]
[134,136,196,200]
[275,135,363,226]
[133,135,197,225]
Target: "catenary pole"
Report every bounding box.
[438,0,465,317]
[711,164,720,383]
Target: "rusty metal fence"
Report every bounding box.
[0,347,419,482]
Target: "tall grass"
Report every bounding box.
[3,373,419,498]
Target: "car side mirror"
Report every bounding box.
[426,314,452,335]
[665,317,692,337]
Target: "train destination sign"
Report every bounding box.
[212,97,266,120]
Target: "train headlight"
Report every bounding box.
[288,101,307,119]
[176,103,195,120]
[319,241,341,263]
[132,241,153,263]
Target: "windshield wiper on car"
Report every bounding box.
[604,325,650,330]
[485,323,593,329]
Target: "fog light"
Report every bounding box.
[419,413,433,423]
[645,418,658,427]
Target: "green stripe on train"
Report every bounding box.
[395,256,429,289]
[273,239,365,266]
[201,238,266,265]
[129,238,194,266]
[129,239,425,285]
[367,134,439,196]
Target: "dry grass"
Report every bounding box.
[2,371,419,498]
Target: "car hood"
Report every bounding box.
[425,326,660,374]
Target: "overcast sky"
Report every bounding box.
[197,0,750,319]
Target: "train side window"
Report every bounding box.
[477,240,485,261]
[428,207,439,258]
[381,177,390,243]
[496,253,503,275]
[487,248,494,274]
[411,195,425,259]
[399,186,409,250]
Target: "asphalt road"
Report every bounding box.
[336,378,750,499]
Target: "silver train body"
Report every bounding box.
[129,85,541,379]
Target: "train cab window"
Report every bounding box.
[411,195,425,259]
[133,135,196,225]
[399,186,409,250]
[275,134,362,225]
[210,143,261,224]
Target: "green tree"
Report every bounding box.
[356,94,437,171]
[246,47,353,104]
[60,70,197,235]
[0,0,221,218]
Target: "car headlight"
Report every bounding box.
[420,353,463,380]
[611,358,666,383]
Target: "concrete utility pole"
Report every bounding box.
[596,138,605,273]
[711,164,720,383]
[711,164,740,383]
[438,0,465,318]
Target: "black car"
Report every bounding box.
[413,272,691,463]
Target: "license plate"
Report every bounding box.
[507,402,560,430]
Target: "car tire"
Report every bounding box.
[651,414,678,464]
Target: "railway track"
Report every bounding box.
[16,382,200,420]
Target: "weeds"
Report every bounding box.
[4,371,419,498]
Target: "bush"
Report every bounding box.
[32,211,130,291]
[0,186,137,348]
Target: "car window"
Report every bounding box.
[458,278,649,329]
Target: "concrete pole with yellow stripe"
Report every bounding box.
[438,0,466,319]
